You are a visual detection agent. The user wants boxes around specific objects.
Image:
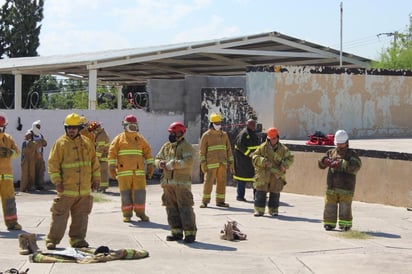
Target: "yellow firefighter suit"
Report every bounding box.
[0,132,21,230]
[94,127,110,191]
[20,131,47,192]
[108,131,154,221]
[80,128,95,145]
[155,137,197,241]
[199,128,234,206]
[46,133,100,248]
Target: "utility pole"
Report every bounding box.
[339,2,343,67]
[377,32,399,47]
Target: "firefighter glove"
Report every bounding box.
[330,159,342,168]
[165,160,175,170]
[229,164,235,174]
[263,159,272,168]
[147,164,154,179]
[321,157,332,167]
[0,147,13,158]
[200,162,207,173]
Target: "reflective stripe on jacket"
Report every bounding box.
[108,131,153,177]
[0,133,19,177]
[199,129,233,169]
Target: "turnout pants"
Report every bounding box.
[0,177,19,228]
[323,189,353,228]
[202,164,227,204]
[117,174,147,218]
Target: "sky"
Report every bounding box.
[2,0,412,60]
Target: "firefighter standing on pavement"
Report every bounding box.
[199,113,234,208]
[108,115,154,222]
[233,119,260,202]
[252,127,294,217]
[319,129,362,231]
[0,113,22,231]
[46,113,100,250]
[88,121,110,192]
[20,120,47,192]
[155,122,197,243]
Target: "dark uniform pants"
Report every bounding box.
[162,184,197,237]
[323,189,353,228]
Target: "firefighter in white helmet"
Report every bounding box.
[108,114,154,222]
[155,122,197,243]
[0,113,22,230]
[319,129,362,231]
[46,113,100,250]
[199,113,234,208]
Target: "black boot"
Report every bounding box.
[166,234,183,241]
[184,235,196,243]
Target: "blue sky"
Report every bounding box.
[2,0,412,60]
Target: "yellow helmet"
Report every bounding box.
[64,113,81,126]
[209,113,222,123]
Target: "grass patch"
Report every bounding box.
[337,230,372,240]
[92,193,112,203]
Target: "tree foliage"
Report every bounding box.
[372,15,412,70]
[0,0,44,109]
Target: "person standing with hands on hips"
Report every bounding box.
[155,122,197,243]
[252,127,294,217]
[199,113,234,208]
[319,129,362,231]
[46,113,100,250]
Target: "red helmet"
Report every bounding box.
[123,115,137,124]
[88,121,101,132]
[0,115,7,127]
[267,127,279,139]
[168,122,186,134]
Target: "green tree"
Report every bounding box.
[0,0,44,109]
[372,15,412,69]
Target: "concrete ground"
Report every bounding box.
[1,180,412,274]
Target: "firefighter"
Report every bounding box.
[319,129,362,231]
[108,115,154,222]
[0,113,22,230]
[88,121,110,192]
[79,115,95,144]
[199,113,234,208]
[45,113,100,250]
[155,122,197,243]
[252,127,294,217]
[20,120,47,192]
[233,119,260,202]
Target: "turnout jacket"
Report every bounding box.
[252,140,294,187]
[155,138,194,187]
[0,133,19,178]
[199,128,234,170]
[48,134,100,197]
[318,147,361,193]
[108,131,154,177]
[233,127,260,181]
[94,127,110,162]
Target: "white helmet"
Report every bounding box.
[334,129,349,145]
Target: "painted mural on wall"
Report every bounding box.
[200,87,258,144]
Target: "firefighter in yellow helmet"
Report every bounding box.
[108,115,154,222]
[88,121,110,192]
[155,122,197,243]
[252,127,294,216]
[0,113,22,230]
[45,113,100,250]
[79,115,95,145]
[199,113,234,208]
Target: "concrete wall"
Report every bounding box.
[283,150,412,207]
[247,66,412,139]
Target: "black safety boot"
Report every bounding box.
[184,235,196,243]
[166,234,183,241]
[324,225,334,231]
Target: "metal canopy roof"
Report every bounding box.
[0,31,371,85]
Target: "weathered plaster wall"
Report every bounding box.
[246,66,412,139]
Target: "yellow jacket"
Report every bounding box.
[0,133,19,179]
[48,134,100,197]
[108,131,154,177]
[199,128,233,170]
[94,127,110,162]
[81,128,95,146]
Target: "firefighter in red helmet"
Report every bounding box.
[155,122,197,243]
[0,113,22,230]
[252,127,294,217]
[108,115,154,222]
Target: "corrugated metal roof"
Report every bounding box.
[0,31,371,85]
